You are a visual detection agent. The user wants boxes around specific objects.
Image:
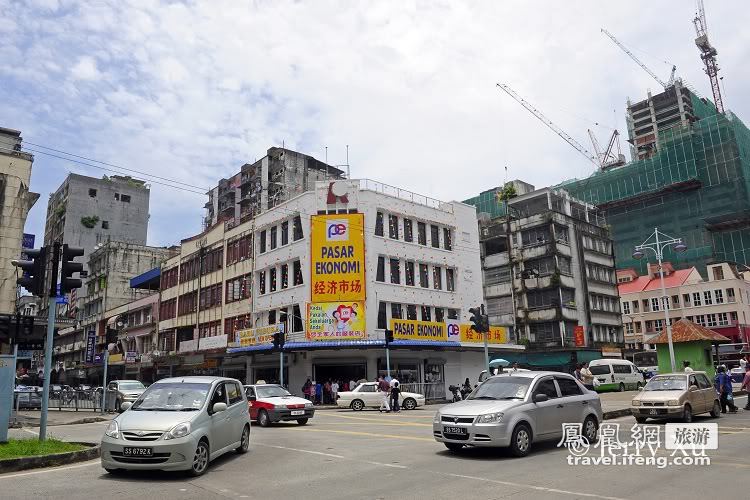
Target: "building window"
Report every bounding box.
[672,295,680,307]
[390,258,400,284]
[375,212,384,236]
[121,194,131,203]
[417,222,427,245]
[376,256,385,282]
[421,306,431,322]
[726,288,736,303]
[404,219,413,242]
[625,323,634,335]
[712,266,724,280]
[407,304,417,320]
[270,226,277,250]
[714,289,724,304]
[632,300,639,312]
[447,309,458,320]
[435,307,445,323]
[703,290,713,305]
[293,215,303,240]
[706,313,717,327]
[683,294,691,307]
[558,256,572,275]
[88,188,97,197]
[391,303,402,320]
[260,230,267,253]
[102,220,109,229]
[430,225,440,248]
[377,302,387,329]
[521,225,551,246]
[718,312,728,326]
[694,315,706,326]
[405,261,415,286]
[651,297,660,312]
[226,275,250,303]
[269,268,277,292]
[281,221,289,246]
[268,310,277,325]
[433,266,442,290]
[634,322,642,333]
[388,214,399,239]
[692,292,701,307]
[281,264,289,289]
[258,271,266,295]
[293,260,303,286]
[446,268,455,292]
[622,301,631,315]
[443,228,452,251]
[653,319,663,332]
[292,304,303,332]
[419,263,429,288]
[730,311,738,322]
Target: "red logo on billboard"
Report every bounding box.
[327,182,349,204]
[574,326,585,347]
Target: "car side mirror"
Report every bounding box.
[689,385,699,392]
[533,393,549,403]
[212,402,227,413]
[120,402,132,412]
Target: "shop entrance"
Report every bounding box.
[313,363,367,389]
[253,366,288,386]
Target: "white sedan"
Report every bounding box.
[336,382,426,411]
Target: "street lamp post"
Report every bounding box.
[632,227,687,373]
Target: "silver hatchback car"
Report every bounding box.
[434,371,602,457]
[101,376,251,476]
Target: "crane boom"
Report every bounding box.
[693,0,725,113]
[496,83,598,167]
[601,29,670,89]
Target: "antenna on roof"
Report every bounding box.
[346,144,350,179]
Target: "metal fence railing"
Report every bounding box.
[47,389,120,412]
[399,382,446,402]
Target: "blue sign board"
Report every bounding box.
[85,331,96,363]
[22,233,35,250]
[55,284,68,304]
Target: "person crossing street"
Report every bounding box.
[377,376,391,413]
[742,364,750,411]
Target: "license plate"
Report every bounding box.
[649,409,658,415]
[291,410,304,416]
[444,426,467,435]
[123,447,153,457]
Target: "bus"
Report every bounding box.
[630,351,658,378]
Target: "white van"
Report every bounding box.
[589,359,643,392]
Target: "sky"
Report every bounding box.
[2,0,749,248]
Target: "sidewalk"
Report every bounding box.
[11,409,115,428]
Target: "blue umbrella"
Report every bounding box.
[489,358,510,368]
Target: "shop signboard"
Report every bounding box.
[179,339,199,352]
[199,334,228,351]
[237,324,283,347]
[125,351,138,364]
[109,353,124,363]
[310,213,366,303]
[460,324,507,344]
[85,331,96,363]
[574,326,585,347]
[307,301,366,340]
[390,319,447,341]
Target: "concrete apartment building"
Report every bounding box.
[468,182,623,349]
[151,178,508,397]
[0,127,39,317]
[617,261,750,350]
[43,173,150,317]
[204,147,344,228]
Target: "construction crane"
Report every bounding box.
[693,0,725,113]
[496,83,599,168]
[588,129,626,169]
[601,28,677,89]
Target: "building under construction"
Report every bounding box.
[562,85,750,274]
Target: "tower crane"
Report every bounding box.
[601,28,677,89]
[588,129,625,169]
[496,83,599,168]
[693,0,725,113]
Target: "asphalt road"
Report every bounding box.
[2,395,749,500]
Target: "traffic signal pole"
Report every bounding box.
[39,243,60,441]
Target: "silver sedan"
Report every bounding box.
[433,371,602,457]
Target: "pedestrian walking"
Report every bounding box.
[324,380,332,404]
[377,376,391,412]
[683,360,694,373]
[331,380,339,403]
[302,379,313,401]
[390,381,401,412]
[573,363,583,383]
[315,381,322,405]
[715,366,738,413]
[580,362,595,390]
[742,365,750,410]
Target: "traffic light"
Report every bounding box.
[469,306,482,332]
[384,329,394,345]
[14,247,47,297]
[60,244,84,295]
[0,314,11,341]
[272,330,285,349]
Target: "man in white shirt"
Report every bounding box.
[331,381,339,402]
[683,360,694,373]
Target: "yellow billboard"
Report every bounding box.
[310,213,366,302]
[237,324,283,347]
[307,301,366,341]
[460,324,507,344]
[390,319,448,341]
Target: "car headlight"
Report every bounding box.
[476,412,504,424]
[668,400,680,406]
[631,400,641,407]
[104,420,120,439]
[305,402,314,408]
[164,422,191,440]
[433,413,441,424]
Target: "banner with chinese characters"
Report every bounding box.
[237,324,284,348]
[390,319,448,341]
[459,324,508,344]
[574,325,585,347]
[307,301,366,341]
[310,213,366,302]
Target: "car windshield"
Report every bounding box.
[118,382,145,391]
[131,382,210,411]
[589,365,611,375]
[256,385,292,398]
[467,376,530,400]
[644,376,687,391]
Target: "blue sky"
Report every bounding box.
[2,0,749,247]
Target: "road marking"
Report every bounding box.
[290,427,435,442]
[256,443,345,459]
[0,460,99,479]
[319,413,432,426]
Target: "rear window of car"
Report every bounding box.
[590,365,611,375]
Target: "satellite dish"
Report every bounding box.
[331,181,348,197]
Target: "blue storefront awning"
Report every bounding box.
[130,267,161,289]
[284,340,384,349]
[227,344,275,354]
[389,340,462,348]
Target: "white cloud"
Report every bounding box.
[70,56,101,81]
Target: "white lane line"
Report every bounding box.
[0,460,100,480]
[256,443,345,459]
[439,472,627,500]
[21,428,39,436]
[364,461,408,469]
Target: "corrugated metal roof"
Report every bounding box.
[130,267,161,289]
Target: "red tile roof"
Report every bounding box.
[650,319,732,344]
[617,269,693,294]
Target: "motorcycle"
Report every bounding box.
[448,385,462,403]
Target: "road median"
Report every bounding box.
[0,441,100,474]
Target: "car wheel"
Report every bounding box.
[509,423,532,457]
[403,398,417,410]
[583,416,599,444]
[444,442,464,452]
[350,399,365,411]
[710,400,721,418]
[618,383,625,392]
[635,416,648,424]
[297,418,309,425]
[189,439,210,477]
[682,404,693,423]
[258,409,271,427]
[236,425,250,454]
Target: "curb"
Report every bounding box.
[10,416,111,429]
[603,409,632,420]
[0,442,100,475]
